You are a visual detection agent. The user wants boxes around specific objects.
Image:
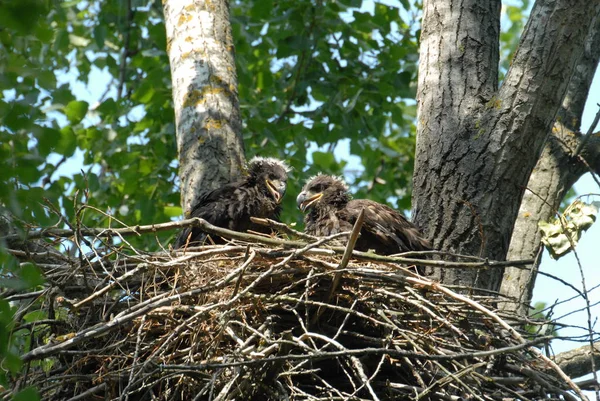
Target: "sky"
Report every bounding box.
[45,0,600,375]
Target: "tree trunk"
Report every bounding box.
[413,0,600,292]
[163,0,245,214]
[501,12,600,316]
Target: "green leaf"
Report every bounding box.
[12,386,41,401]
[16,157,42,184]
[0,0,46,33]
[93,25,107,49]
[56,127,77,157]
[36,128,62,156]
[64,100,89,124]
[132,81,156,104]
[2,352,22,375]
[311,151,336,171]
[19,263,44,288]
[250,0,272,19]
[164,205,183,218]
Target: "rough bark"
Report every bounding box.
[163,0,245,214]
[556,342,600,380]
[413,0,600,292]
[501,12,600,316]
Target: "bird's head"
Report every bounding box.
[247,156,290,204]
[297,174,351,213]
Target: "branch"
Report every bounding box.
[330,208,364,296]
[406,276,588,400]
[555,341,600,380]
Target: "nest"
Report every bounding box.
[1,219,585,401]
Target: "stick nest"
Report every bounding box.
[4,233,580,401]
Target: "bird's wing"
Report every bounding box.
[345,200,430,253]
[175,184,246,248]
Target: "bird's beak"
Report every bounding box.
[296,191,322,212]
[266,179,286,204]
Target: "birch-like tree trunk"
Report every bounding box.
[163,0,245,214]
[413,0,600,292]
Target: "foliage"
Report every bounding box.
[524,301,557,340]
[499,0,531,81]
[0,0,177,251]
[232,0,422,224]
[0,0,532,243]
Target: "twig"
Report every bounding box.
[231,249,255,297]
[406,276,589,401]
[3,217,536,269]
[160,336,555,371]
[250,217,318,241]
[21,263,250,362]
[65,383,107,401]
[331,208,364,297]
[72,263,148,309]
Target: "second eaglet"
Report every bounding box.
[175,157,290,248]
[297,174,430,255]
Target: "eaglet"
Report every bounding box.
[175,157,290,248]
[296,174,430,255]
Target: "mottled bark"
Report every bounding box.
[413,0,600,292]
[163,0,245,214]
[501,12,600,316]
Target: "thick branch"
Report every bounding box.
[501,10,600,316]
[414,0,600,292]
[555,342,600,380]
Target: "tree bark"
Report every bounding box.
[163,0,245,214]
[556,342,600,380]
[413,0,600,292]
[501,12,600,316]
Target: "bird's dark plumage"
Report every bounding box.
[175,157,290,248]
[296,174,430,255]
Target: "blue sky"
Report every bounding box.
[532,70,600,355]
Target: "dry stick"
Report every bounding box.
[556,204,600,399]
[122,315,147,401]
[231,249,256,297]
[386,382,462,401]
[375,288,468,341]
[406,276,588,401]
[377,310,485,401]
[21,262,250,362]
[3,217,535,269]
[312,209,365,325]
[297,331,380,401]
[72,263,148,309]
[419,361,488,401]
[331,208,364,297]
[471,371,535,401]
[504,363,579,401]
[64,383,107,401]
[250,217,318,241]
